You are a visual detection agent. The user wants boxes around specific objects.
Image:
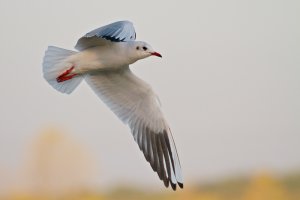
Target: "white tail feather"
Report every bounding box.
[42,46,83,94]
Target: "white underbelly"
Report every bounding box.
[69,46,129,74]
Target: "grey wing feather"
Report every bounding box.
[75,21,136,51]
[85,67,183,190]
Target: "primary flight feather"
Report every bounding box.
[42,20,183,190]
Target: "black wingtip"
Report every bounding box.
[178,182,184,189]
[101,35,125,42]
[169,182,183,191]
[171,183,177,191]
[163,179,169,188]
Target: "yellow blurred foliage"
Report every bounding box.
[23,127,97,196]
[242,172,289,200]
[173,185,221,200]
[1,128,299,200]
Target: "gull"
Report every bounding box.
[42,20,183,190]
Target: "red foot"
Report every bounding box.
[56,66,78,82]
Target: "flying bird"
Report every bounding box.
[42,20,183,190]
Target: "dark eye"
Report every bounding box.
[136,46,140,50]
[142,46,147,51]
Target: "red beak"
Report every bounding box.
[151,52,162,58]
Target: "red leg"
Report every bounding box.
[56,66,78,82]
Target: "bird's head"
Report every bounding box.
[131,41,162,60]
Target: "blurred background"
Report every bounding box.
[0,0,299,199]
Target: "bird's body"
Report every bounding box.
[42,20,183,190]
[68,41,143,74]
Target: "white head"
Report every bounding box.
[128,41,162,62]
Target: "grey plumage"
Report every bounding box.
[75,21,136,51]
[85,67,183,189]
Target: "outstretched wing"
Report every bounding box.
[75,21,136,51]
[85,67,183,190]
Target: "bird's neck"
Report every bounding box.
[113,42,139,65]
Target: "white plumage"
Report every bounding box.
[42,20,183,190]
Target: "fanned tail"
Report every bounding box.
[42,46,83,94]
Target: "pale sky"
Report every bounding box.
[0,0,299,191]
